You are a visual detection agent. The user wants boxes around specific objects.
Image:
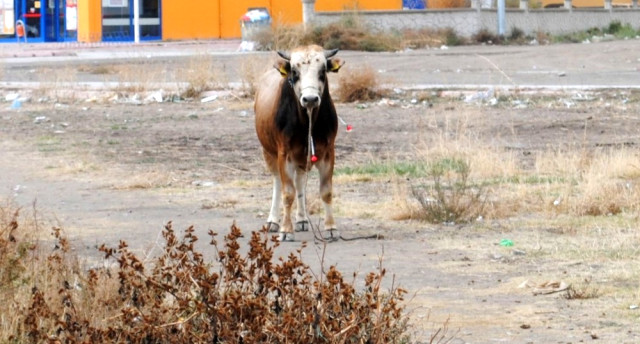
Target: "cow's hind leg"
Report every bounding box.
[294,167,309,232]
[316,158,338,241]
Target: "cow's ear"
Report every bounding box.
[274,60,291,77]
[327,58,344,73]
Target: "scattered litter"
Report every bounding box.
[10,99,21,109]
[499,239,514,247]
[557,71,566,77]
[531,281,570,295]
[59,122,69,128]
[553,197,562,206]
[33,116,48,124]
[145,90,163,103]
[512,249,526,256]
[630,305,639,310]
[393,88,404,95]
[571,93,594,101]
[239,110,248,117]
[201,95,218,103]
[192,180,216,187]
[378,98,397,107]
[5,93,19,102]
[440,45,449,50]
[464,88,494,103]
[491,253,503,260]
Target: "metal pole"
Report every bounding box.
[133,0,140,43]
[497,0,505,36]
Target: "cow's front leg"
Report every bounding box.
[294,168,309,232]
[316,157,337,240]
[278,156,296,241]
[266,174,281,232]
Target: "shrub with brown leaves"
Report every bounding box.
[2,208,409,343]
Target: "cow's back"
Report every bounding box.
[254,69,285,155]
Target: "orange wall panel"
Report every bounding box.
[271,0,302,25]
[162,0,220,40]
[316,0,402,11]
[77,0,101,42]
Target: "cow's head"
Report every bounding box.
[275,45,344,110]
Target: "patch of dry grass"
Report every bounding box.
[368,112,640,225]
[179,54,228,99]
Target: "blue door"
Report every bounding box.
[403,0,426,9]
[15,0,75,42]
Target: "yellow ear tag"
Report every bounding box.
[328,59,344,73]
[278,65,288,77]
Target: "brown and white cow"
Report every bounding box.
[254,45,344,241]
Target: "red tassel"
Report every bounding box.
[311,155,318,162]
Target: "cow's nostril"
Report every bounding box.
[302,95,320,105]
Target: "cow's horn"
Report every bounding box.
[277,51,291,61]
[324,49,339,58]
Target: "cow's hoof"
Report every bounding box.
[321,229,339,242]
[266,222,280,233]
[278,232,295,242]
[295,220,309,232]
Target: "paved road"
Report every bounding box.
[1,39,639,90]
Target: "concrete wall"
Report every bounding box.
[314,7,640,37]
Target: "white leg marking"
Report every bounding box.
[267,175,281,231]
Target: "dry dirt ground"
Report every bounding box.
[1,43,640,343]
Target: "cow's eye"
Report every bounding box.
[291,69,299,81]
[318,69,326,81]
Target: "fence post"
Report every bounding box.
[633,0,638,8]
[520,0,529,11]
[563,0,572,11]
[603,0,612,10]
[470,0,480,11]
[301,0,316,26]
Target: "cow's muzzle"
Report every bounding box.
[300,86,321,109]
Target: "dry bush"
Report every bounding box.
[113,62,164,93]
[238,55,268,97]
[411,158,486,224]
[336,65,383,102]
[254,15,402,52]
[307,15,401,52]
[1,206,411,343]
[563,278,600,300]
[180,54,228,99]
[559,148,640,216]
[401,28,465,49]
[252,23,312,51]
